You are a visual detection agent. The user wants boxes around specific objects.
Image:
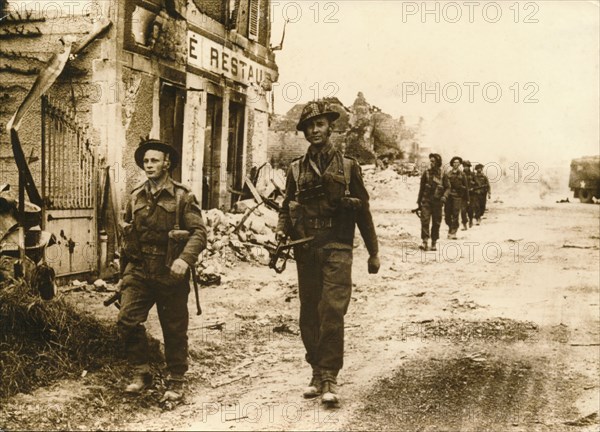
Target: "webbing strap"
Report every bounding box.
[174,188,185,230]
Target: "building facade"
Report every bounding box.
[0,0,278,278]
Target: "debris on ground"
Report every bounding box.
[0,280,162,399]
[564,412,599,426]
[402,318,539,342]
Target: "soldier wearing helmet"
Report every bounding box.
[444,156,469,239]
[460,160,476,230]
[276,100,380,406]
[416,153,450,251]
[473,163,491,223]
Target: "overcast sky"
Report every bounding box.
[7,1,598,167]
[270,1,600,166]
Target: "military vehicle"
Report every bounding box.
[569,156,600,203]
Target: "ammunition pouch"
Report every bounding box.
[297,183,325,203]
[340,197,362,210]
[165,229,191,268]
[288,201,306,239]
[120,222,142,263]
[334,208,356,243]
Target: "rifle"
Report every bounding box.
[469,184,488,193]
[103,291,121,308]
[268,236,314,273]
[104,280,122,309]
[411,207,422,218]
[190,265,202,316]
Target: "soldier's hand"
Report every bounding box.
[170,258,189,279]
[441,196,447,204]
[275,231,287,243]
[488,193,491,199]
[368,255,380,274]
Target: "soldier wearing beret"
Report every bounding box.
[460,160,476,230]
[473,163,491,224]
[416,153,450,251]
[276,100,380,406]
[117,139,207,401]
[444,156,469,239]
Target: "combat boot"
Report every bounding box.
[430,241,437,251]
[419,241,428,251]
[321,380,339,405]
[461,223,468,231]
[302,368,323,399]
[125,372,152,394]
[476,218,481,225]
[469,220,473,228]
[161,373,185,402]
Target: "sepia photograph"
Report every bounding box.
[0,0,598,430]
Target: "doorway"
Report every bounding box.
[227,102,245,208]
[159,81,185,182]
[202,93,223,209]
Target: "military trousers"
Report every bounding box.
[296,246,353,376]
[461,198,474,225]
[444,195,462,234]
[420,200,443,242]
[117,261,190,376]
[480,194,488,216]
[472,192,483,219]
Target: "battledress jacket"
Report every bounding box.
[276,144,378,257]
[121,178,207,273]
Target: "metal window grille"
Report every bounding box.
[41,96,95,210]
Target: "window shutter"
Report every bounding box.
[248,0,259,40]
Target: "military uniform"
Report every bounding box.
[117,177,207,378]
[445,166,468,237]
[473,166,491,221]
[417,165,450,248]
[460,165,476,228]
[277,142,378,385]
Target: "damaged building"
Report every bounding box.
[0,0,278,279]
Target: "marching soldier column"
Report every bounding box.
[416,155,492,241]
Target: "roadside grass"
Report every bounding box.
[0,279,163,400]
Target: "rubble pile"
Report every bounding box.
[197,200,279,282]
[362,166,420,210]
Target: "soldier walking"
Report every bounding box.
[276,100,380,406]
[460,160,476,230]
[445,156,468,240]
[117,138,207,401]
[473,163,491,223]
[416,153,450,251]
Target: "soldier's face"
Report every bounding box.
[430,157,437,169]
[304,116,332,146]
[143,149,170,180]
[452,160,461,170]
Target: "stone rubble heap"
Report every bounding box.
[196,199,279,281]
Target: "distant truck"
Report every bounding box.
[569,156,600,203]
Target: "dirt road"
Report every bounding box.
[2,195,599,431]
